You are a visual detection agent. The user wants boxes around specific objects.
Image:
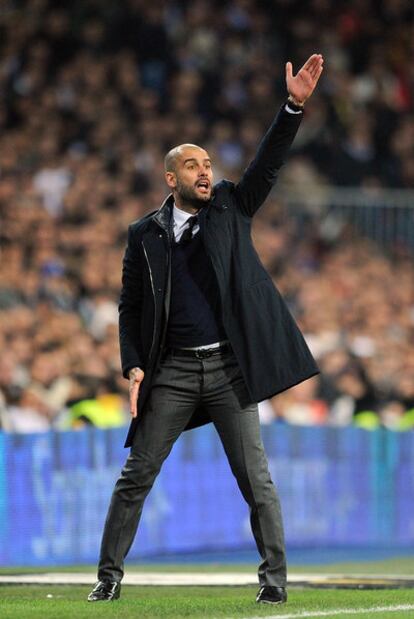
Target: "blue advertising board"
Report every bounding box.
[0,424,413,566]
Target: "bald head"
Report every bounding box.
[164,143,207,173]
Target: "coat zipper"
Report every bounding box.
[142,240,157,363]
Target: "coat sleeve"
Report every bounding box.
[234,103,303,217]
[118,224,144,379]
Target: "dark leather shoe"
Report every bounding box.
[256,585,287,604]
[87,580,121,602]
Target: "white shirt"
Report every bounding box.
[172,204,200,242]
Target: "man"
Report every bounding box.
[88,54,323,605]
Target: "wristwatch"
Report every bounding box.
[287,95,305,112]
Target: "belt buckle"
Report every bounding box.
[195,348,213,359]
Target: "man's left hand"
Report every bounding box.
[286,53,324,106]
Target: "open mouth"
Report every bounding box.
[196,180,210,192]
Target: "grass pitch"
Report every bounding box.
[1,558,414,619]
[1,584,414,619]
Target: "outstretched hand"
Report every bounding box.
[286,54,324,106]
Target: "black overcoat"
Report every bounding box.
[119,103,319,447]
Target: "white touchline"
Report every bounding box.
[247,603,414,619]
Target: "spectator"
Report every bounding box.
[0,1,413,432]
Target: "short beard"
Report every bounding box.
[176,180,211,210]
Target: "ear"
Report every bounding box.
[165,171,177,189]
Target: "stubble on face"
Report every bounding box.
[175,176,211,209]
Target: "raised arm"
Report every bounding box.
[234,53,324,217]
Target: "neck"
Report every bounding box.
[173,192,206,214]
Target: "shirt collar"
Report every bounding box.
[172,204,196,230]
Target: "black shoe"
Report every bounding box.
[256,585,287,605]
[87,580,121,602]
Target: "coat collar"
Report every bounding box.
[153,194,174,232]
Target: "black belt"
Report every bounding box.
[166,342,232,359]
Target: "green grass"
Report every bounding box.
[1,559,414,618]
[0,585,414,619]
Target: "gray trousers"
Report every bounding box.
[98,348,286,587]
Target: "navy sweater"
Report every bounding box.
[166,232,227,347]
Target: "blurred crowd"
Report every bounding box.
[0,0,413,433]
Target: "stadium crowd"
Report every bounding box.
[0,0,413,433]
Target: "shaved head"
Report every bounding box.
[164,143,206,172]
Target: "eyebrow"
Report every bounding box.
[183,157,211,164]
